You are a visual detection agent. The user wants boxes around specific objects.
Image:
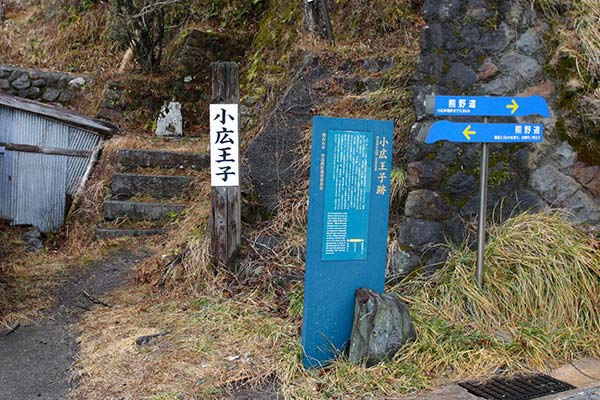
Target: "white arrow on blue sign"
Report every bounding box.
[425,120,544,144]
[425,95,550,117]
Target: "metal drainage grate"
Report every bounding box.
[459,374,576,400]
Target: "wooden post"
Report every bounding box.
[303,0,335,44]
[210,62,241,269]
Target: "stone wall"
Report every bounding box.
[394,0,600,276]
[96,80,125,123]
[176,30,250,75]
[0,65,87,105]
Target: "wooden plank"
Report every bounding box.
[210,187,228,267]
[209,62,241,269]
[0,141,92,158]
[0,93,117,136]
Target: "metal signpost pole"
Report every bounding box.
[476,117,490,288]
[424,95,550,289]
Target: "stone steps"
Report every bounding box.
[104,200,185,221]
[98,148,207,240]
[110,173,194,200]
[95,228,167,240]
[117,149,209,171]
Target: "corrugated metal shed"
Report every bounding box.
[0,93,117,232]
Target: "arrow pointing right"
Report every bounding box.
[506,99,519,114]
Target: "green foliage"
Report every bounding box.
[200,0,265,28]
[165,210,180,222]
[149,392,181,400]
[286,283,303,319]
[243,0,301,91]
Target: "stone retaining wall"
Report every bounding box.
[0,65,87,105]
[393,0,600,276]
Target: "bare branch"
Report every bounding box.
[131,0,186,19]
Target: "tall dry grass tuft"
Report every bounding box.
[395,212,600,377]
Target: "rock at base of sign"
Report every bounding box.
[156,101,183,137]
[348,288,416,367]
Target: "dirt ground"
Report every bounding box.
[0,248,150,400]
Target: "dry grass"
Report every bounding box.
[71,286,297,400]
[0,1,121,74]
[395,212,600,376]
[134,171,215,293]
[271,212,600,399]
[536,0,600,76]
[71,212,600,399]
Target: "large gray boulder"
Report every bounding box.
[348,288,416,367]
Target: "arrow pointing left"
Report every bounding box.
[463,125,476,140]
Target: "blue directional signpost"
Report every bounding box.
[424,95,550,288]
[425,121,544,144]
[426,95,550,117]
[302,116,394,368]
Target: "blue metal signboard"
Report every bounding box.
[302,116,393,368]
[425,120,544,144]
[428,95,550,117]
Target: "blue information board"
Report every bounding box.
[302,116,394,368]
[428,95,550,117]
[321,130,373,261]
[425,120,544,144]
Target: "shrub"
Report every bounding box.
[111,0,189,72]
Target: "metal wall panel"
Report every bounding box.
[0,106,14,220]
[66,127,99,196]
[10,112,70,231]
[12,151,67,231]
[0,146,4,218]
[0,105,101,231]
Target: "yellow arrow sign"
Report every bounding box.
[463,125,476,140]
[506,99,519,114]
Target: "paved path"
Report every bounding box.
[0,249,149,400]
[538,387,600,400]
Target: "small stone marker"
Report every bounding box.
[301,116,394,368]
[156,101,183,137]
[348,288,416,367]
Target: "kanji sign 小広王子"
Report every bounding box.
[210,104,239,187]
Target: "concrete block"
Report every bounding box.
[103,200,185,221]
